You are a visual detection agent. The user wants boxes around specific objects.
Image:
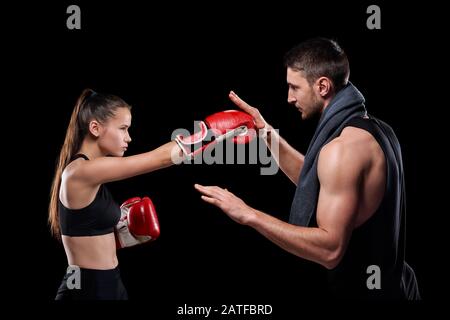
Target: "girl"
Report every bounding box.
[49,89,180,300]
[49,88,253,300]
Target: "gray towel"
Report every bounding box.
[289,82,367,226]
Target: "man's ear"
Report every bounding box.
[316,77,332,97]
[88,120,101,137]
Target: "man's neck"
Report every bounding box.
[321,92,336,113]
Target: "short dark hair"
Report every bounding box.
[284,37,350,91]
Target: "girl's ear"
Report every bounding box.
[88,120,101,137]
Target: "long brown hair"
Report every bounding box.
[48,89,131,238]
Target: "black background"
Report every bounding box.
[5,0,446,316]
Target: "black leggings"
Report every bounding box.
[55,265,128,300]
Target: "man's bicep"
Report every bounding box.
[316,183,359,237]
[316,144,362,242]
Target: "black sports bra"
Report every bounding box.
[59,154,121,237]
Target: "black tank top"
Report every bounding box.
[59,154,121,237]
[326,116,420,299]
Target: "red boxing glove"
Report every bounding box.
[115,197,160,249]
[175,110,256,159]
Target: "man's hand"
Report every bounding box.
[194,184,257,225]
[229,91,271,138]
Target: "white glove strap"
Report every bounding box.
[116,219,139,248]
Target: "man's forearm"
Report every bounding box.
[246,209,338,269]
[265,127,304,185]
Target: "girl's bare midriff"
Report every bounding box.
[62,233,118,270]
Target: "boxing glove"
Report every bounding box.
[115,196,160,249]
[175,110,256,159]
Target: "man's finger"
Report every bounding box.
[201,195,219,206]
[229,91,267,130]
[229,91,255,113]
[195,184,225,200]
[195,184,214,196]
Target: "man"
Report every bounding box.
[195,37,420,299]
